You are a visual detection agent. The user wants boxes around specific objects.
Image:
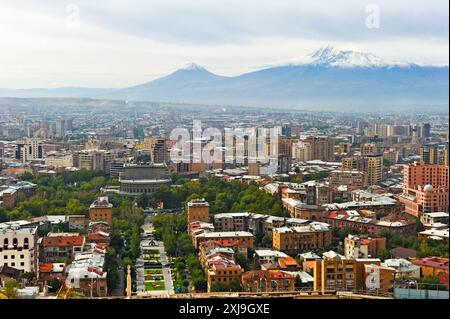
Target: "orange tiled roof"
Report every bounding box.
[39,263,53,273]
[43,235,84,247]
[278,257,300,269]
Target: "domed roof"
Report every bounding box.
[423,184,434,192]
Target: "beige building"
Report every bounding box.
[344,235,386,259]
[272,223,331,254]
[73,150,114,173]
[342,155,383,185]
[44,153,73,168]
[0,222,39,273]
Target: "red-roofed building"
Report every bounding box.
[242,270,295,292]
[85,222,111,247]
[38,263,66,282]
[41,234,85,262]
[412,256,449,287]
[278,257,301,271]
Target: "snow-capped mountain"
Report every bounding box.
[0,47,448,111]
[279,46,407,68]
[180,62,208,71]
[309,46,387,67]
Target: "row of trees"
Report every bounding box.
[152,213,206,292]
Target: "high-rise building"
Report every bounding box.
[444,142,449,167]
[422,123,431,138]
[143,137,170,163]
[365,155,383,186]
[399,162,449,217]
[361,143,377,155]
[14,138,43,162]
[342,154,383,185]
[303,136,334,162]
[281,124,292,138]
[420,143,439,165]
[293,141,311,162]
[0,142,3,172]
[73,149,114,173]
[382,149,399,165]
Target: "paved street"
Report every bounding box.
[158,242,175,295]
[136,216,174,296]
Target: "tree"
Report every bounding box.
[48,277,62,293]
[415,218,425,233]
[261,235,272,248]
[294,274,302,288]
[417,276,448,291]
[130,225,141,258]
[377,250,391,261]
[2,279,19,299]
[235,253,250,271]
[136,193,149,209]
[20,172,34,181]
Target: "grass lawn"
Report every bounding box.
[145,281,166,291]
[145,274,164,281]
[143,249,160,255]
[145,269,163,275]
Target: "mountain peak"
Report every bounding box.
[180,62,207,71]
[309,46,386,67]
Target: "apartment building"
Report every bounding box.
[242,270,295,292]
[398,162,449,217]
[0,221,39,273]
[214,212,249,232]
[41,233,85,263]
[272,222,331,254]
[89,196,113,225]
[324,210,416,236]
[193,231,254,250]
[344,235,387,259]
[187,198,210,224]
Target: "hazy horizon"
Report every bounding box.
[0,0,448,89]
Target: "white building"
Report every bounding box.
[254,249,289,265]
[44,153,73,168]
[381,258,421,278]
[0,221,39,273]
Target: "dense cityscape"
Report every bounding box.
[0,99,448,300]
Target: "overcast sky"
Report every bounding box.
[0,0,448,88]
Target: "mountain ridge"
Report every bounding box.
[0,47,448,111]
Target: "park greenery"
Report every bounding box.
[139,176,283,215]
[9,170,145,293]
